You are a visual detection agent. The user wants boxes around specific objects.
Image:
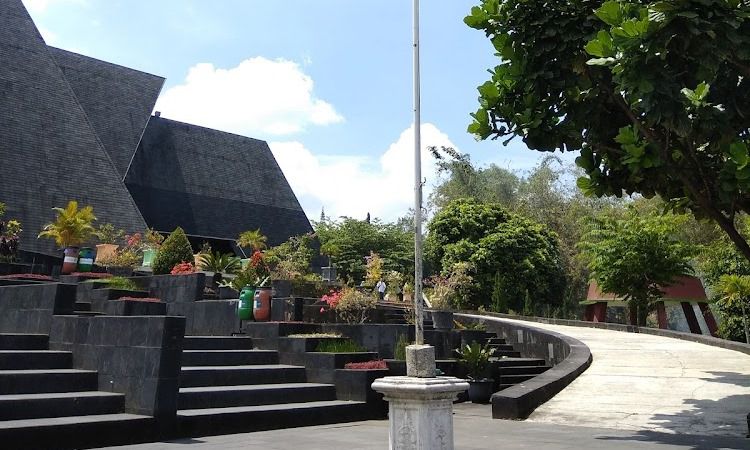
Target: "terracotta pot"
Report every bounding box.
[253,287,272,321]
[61,246,80,275]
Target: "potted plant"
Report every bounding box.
[141,228,164,267]
[38,200,96,274]
[94,223,124,265]
[425,262,474,330]
[98,234,142,277]
[198,250,242,289]
[457,341,496,403]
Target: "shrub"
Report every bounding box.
[37,200,96,248]
[91,276,138,291]
[152,227,194,275]
[344,360,387,370]
[94,223,124,244]
[171,262,196,275]
[315,339,365,353]
[198,251,241,274]
[334,287,377,324]
[118,296,161,302]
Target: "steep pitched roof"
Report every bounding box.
[126,116,312,245]
[49,47,165,179]
[0,0,147,254]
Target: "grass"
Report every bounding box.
[287,333,341,338]
[315,339,366,353]
[88,276,139,291]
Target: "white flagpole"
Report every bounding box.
[413,0,424,346]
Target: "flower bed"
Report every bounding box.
[71,272,112,279]
[0,273,53,281]
[344,360,387,370]
[118,296,162,303]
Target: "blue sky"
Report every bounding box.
[25,0,570,221]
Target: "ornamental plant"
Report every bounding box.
[152,227,194,275]
[38,200,96,248]
[335,287,377,324]
[344,360,388,370]
[171,262,196,275]
[94,223,124,245]
[425,262,475,311]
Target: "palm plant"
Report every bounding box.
[198,251,242,274]
[38,200,96,248]
[457,341,495,380]
[237,229,267,252]
[717,274,750,344]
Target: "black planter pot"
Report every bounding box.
[106,266,133,277]
[218,286,239,299]
[467,379,494,404]
[430,310,454,330]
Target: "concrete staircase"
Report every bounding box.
[177,335,372,437]
[486,337,551,390]
[0,333,153,449]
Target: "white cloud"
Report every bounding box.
[155,57,343,136]
[270,123,455,222]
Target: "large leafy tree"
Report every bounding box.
[426,199,566,312]
[314,217,413,284]
[466,0,750,261]
[578,210,696,325]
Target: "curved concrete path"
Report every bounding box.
[497,319,750,438]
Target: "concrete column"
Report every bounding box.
[372,376,469,450]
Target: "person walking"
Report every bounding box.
[376,278,386,301]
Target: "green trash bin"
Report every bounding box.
[238,285,256,320]
[77,247,94,272]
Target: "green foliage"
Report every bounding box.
[467,0,750,263]
[315,339,365,353]
[394,334,410,360]
[715,274,750,343]
[314,217,413,284]
[91,276,138,291]
[364,251,384,286]
[198,251,241,274]
[457,342,495,380]
[264,233,315,279]
[38,200,96,248]
[427,199,566,312]
[426,262,474,310]
[152,227,194,275]
[334,288,377,324]
[237,229,267,251]
[578,209,697,325]
[94,223,124,245]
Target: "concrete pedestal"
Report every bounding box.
[372,376,469,450]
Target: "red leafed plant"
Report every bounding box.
[170,261,195,275]
[320,289,341,313]
[71,272,112,278]
[344,360,388,370]
[118,296,162,303]
[0,273,53,281]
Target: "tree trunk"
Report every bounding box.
[638,303,649,327]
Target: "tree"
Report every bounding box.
[314,217,413,284]
[427,199,566,312]
[577,209,696,325]
[466,0,750,262]
[237,229,267,252]
[152,227,194,275]
[716,274,750,343]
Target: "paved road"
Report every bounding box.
[103,404,749,450]
[492,318,750,438]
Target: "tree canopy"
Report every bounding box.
[426,199,566,312]
[466,0,750,262]
[577,209,696,325]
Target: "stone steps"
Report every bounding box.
[497,365,551,376]
[183,336,253,350]
[177,400,370,437]
[73,301,92,311]
[181,349,278,366]
[180,365,307,388]
[179,383,336,409]
[0,350,73,370]
[0,334,49,350]
[0,413,155,450]
[0,369,99,394]
[0,391,125,420]
[488,343,516,353]
[491,357,546,367]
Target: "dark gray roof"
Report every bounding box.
[0,0,147,254]
[49,47,165,179]
[126,116,312,245]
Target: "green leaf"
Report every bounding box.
[595,1,623,26]
[464,6,488,28]
[584,31,615,57]
[694,82,710,100]
[730,142,749,168]
[478,81,500,100]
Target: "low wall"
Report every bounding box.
[0,283,76,334]
[469,311,750,356]
[49,315,185,418]
[456,313,592,420]
[143,273,205,304]
[169,300,241,336]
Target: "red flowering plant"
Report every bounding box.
[71,272,112,279]
[320,289,342,313]
[344,360,388,370]
[118,296,162,303]
[170,261,195,275]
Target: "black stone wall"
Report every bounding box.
[0,283,74,334]
[49,315,185,418]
